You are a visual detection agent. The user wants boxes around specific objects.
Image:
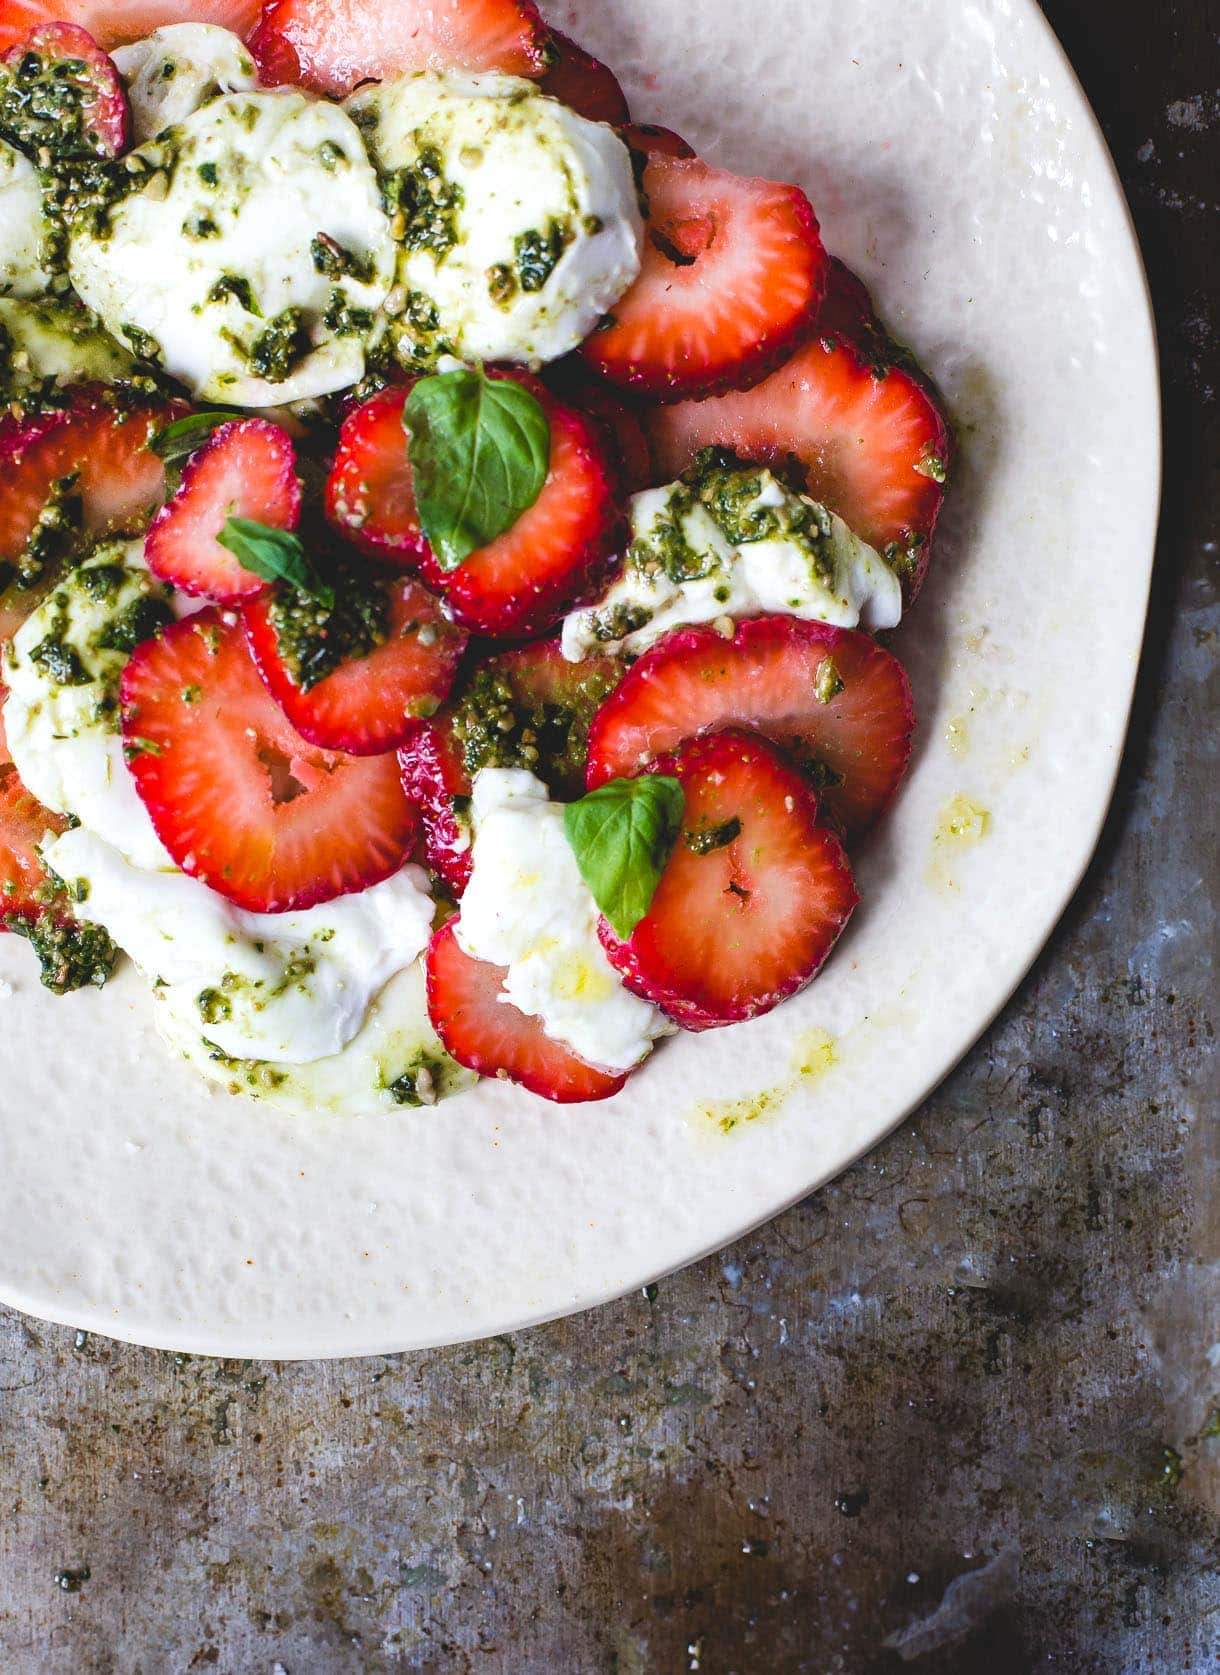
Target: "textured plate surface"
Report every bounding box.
[0,0,1158,1357]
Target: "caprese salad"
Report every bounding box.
[0,0,951,1106]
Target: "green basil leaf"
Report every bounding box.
[217,518,335,608]
[150,410,241,464]
[404,368,550,570]
[563,775,685,940]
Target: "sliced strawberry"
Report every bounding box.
[0,391,179,645]
[145,419,301,603]
[620,123,695,162]
[600,732,857,1030]
[539,29,628,126]
[414,374,621,638]
[399,637,622,892]
[543,360,651,494]
[120,608,417,912]
[645,320,952,599]
[0,761,66,922]
[585,615,914,836]
[426,918,626,1103]
[255,0,551,97]
[0,2,262,53]
[244,573,466,756]
[0,21,128,155]
[581,133,828,402]
[325,384,429,568]
[245,10,300,84]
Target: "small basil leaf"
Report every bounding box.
[563,774,685,940]
[404,368,550,570]
[151,410,241,464]
[217,518,335,608]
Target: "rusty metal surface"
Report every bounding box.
[1,3,1216,1669]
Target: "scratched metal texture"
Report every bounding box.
[1,2,1216,1669]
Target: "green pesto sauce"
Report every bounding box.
[243,306,307,383]
[449,657,621,798]
[93,591,172,655]
[266,567,389,692]
[3,911,116,993]
[685,815,741,856]
[207,273,259,314]
[311,232,373,284]
[322,289,373,339]
[630,447,837,590]
[386,144,463,261]
[0,46,110,161]
[814,656,845,705]
[383,1051,448,1107]
[389,288,455,371]
[9,475,81,592]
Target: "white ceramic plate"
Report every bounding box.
[0,0,1159,1357]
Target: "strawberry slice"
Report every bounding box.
[0,390,179,646]
[145,419,301,603]
[0,761,66,922]
[620,123,694,162]
[325,384,429,568]
[120,608,417,912]
[244,573,466,756]
[581,131,828,402]
[0,2,262,54]
[600,731,857,1030]
[426,918,626,1103]
[585,615,915,836]
[399,637,622,892]
[0,21,129,155]
[645,312,952,599]
[539,30,629,126]
[254,0,551,97]
[543,361,651,494]
[413,374,621,639]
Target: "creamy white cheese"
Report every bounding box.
[153,959,475,1117]
[347,71,642,367]
[2,540,178,870]
[42,825,436,1064]
[562,466,903,661]
[455,769,670,1074]
[69,90,396,404]
[113,24,260,144]
[0,137,51,298]
[0,296,134,394]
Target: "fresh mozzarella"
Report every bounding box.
[0,296,134,394]
[153,959,475,1117]
[112,24,260,143]
[562,466,903,661]
[68,91,396,404]
[0,138,51,299]
[347,71,642,367]
[456,769,671,1074]
[2,540,178,870]
[42,825,436,1065]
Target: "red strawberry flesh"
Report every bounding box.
[426,918,627,1103]
[581,138,828,401]
[585,615,915,836]
[645,322,952,597]
[539,29,629,126]
[600,731,858,1030]
[414,373,621,639]
[244,574,467,756]
[120,608,417,912]
[145,418,301,603]
[255,0,551,97]
[325,384,429,568]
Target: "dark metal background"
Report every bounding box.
[1,3,1216,1668]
